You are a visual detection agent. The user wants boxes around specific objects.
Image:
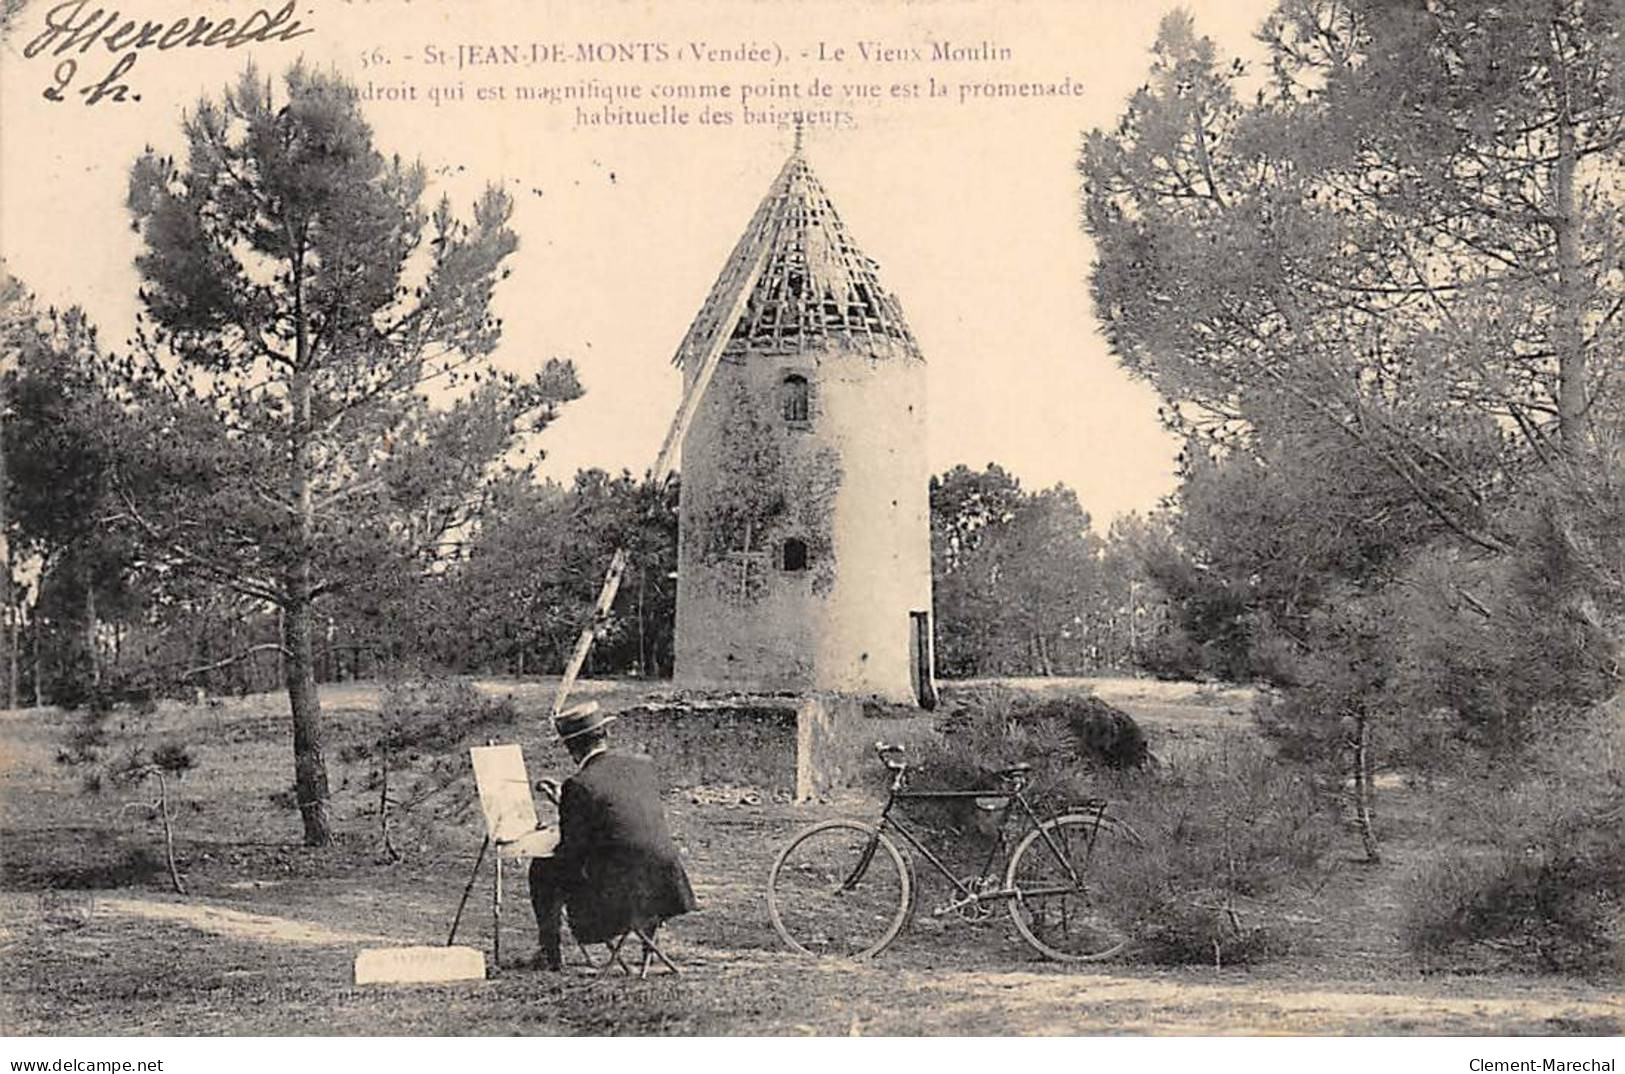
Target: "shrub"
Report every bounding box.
[56,710,111,766]
[919,686,1072,799]
[54,711,202,896]
[1383,543,1616,752]
[920,686,1149,807]
[1403,700,1625,978]
[150,742,195,776]
[374,677,521,757]
[338,676,523,768]
[921,687,1336,965]
[342,676,523,859]
[1022,696,1150,770]
[1103,737,1338,965]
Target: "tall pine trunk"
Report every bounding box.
[31,621,42,708]
[0,395,13,710]
[283,577,331,846]
[1544,55,1607,641]
[286,365,332,847]
[1550,43,1587,454]
[6,608,16,710]
[84,575,99,692]
[1351,710,1380,864]
[637,563,650,677]
[5,540,17,711]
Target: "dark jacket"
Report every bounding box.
[552,749,697,943]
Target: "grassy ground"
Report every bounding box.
[0,678,1619,1036]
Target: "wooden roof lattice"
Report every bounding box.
[673,149,920,367]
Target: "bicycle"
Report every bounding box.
[767,741,1142,962]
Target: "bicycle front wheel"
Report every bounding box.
[1006,812,1140,962]
[768,820,912,959]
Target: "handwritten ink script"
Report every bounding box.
[22,0,315,106]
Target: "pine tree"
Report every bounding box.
[120,63,581,845]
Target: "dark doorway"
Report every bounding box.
[910,610,937,710]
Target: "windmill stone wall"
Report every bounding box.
[672,149,933,705]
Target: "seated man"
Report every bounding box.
[528,703,698,971]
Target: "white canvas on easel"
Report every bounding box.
[470,744,559,859]
[454,744,558,970]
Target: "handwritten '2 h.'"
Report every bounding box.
[23,0,314,106]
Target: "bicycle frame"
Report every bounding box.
[840,774,1107,913]
[768,746,1139,963]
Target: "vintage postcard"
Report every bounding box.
[2,0,1621,1061]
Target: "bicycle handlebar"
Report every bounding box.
[875,742,908,784]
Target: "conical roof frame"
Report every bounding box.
[673,148,920,366]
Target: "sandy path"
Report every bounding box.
[94,896,403,946]
[904,966,1624,1034]
[693,953,1623,1034]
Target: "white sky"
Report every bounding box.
[1,0,1277,529]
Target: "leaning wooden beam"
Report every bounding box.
[549,176,789,720]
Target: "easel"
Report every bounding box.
[447,743,557,972]
[453,135,799,978]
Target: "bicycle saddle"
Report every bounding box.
[998,762,1033,778]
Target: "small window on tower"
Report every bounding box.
[781,374,810,423]
[781,538,809,572]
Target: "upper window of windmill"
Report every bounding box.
[782,374,810,423]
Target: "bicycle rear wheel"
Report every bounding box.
[768,820,912,959]
[1006,812,1140,962]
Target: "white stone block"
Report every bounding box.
[354,945,486,985]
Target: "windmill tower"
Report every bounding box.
[672,144,935,706]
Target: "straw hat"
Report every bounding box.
[553,700,616,742]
